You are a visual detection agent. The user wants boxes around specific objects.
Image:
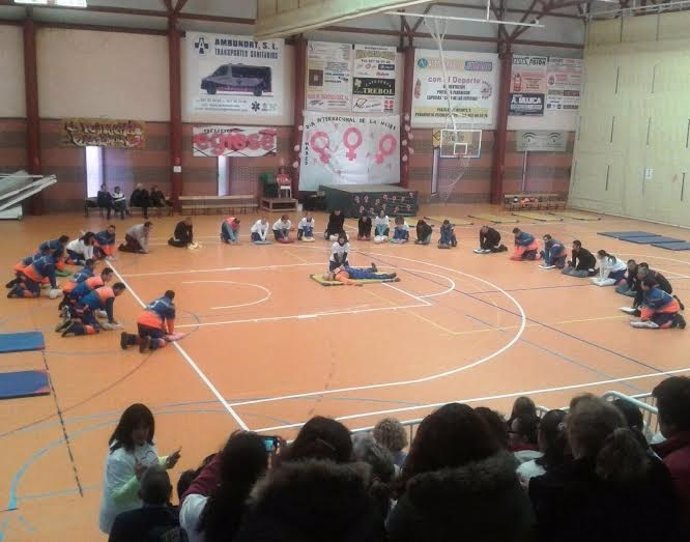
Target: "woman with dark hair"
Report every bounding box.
[179,432,268,542]
[280,415,353,464]
[508,396,537,426]
[99,404,181,534]
[517,409,568,487]
[387,403,534,542]
[65,232,97,265]
[325,209,346,241]
[233,416,383,542]
[592,249,627,287]
[474,407,509,450]
[529,396,680,542]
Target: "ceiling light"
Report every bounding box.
[14,0,88,7]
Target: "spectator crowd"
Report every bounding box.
[101,375,690,542]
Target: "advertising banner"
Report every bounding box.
[510,56,547,116]
[546,57,583,112]
[352,44,396,113]
[516,130,569,152]
[192,126,278,157]
[306,41,353,112]
[186,32,285,117]
[412,49,498,127]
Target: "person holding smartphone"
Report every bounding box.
[99,403,181,535]
[179,432,270,542]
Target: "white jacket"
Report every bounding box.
[599,256,627,280]
[66,238,94,260]
[98,441,161,534]
[179,493,208,542]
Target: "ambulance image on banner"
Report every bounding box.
[201,64,272,96]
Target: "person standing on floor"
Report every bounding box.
[119,222,153,254]
[168,218,195,248]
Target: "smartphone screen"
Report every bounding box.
[262,436,279,453]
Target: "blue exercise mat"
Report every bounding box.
[622,236,684,245]
[0,332,45,353]
[599,231,657,239]
[651,241,690,251]
[0,370,50,400]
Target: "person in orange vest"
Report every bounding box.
[58,267,115,324]
[59,283,126,336]
[7,253,59,298]
[220,216,240,244]
[120,290,177,353]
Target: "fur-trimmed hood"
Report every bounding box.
[237,459,382,542]
[406,451,521,509]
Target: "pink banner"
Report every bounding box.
[192,126,278,157]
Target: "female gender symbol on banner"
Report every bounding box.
[343,127,363,161]
[310,131,331,164]
[375,134,397,164]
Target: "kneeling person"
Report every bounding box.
[629,278,686,329]
[60,283,126,337]
[475,225,506,254]
[121,290,177,352]
[168,218,195,248]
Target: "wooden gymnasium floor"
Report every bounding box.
[1,203,689,540]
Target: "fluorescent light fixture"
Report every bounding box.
[14,0,88,7]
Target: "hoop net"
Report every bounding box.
[424,17,479,204]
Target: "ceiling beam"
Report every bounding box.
[173,0,189,15]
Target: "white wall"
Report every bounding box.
[0,24,26,118]
[37,28,170,121]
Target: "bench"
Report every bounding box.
[178,195,258,215]
[84,198,172,218]
[503,193,566,211]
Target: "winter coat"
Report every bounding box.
[386,452,535,542]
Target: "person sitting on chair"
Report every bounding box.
[475,225,506,254]
[168,218,195,249]
[415,220,433,245]
[276,166,292,198]
[97,184,114,218]
[510,228,540,261]
[129,183,151,219]
[111,186,128,220]
[150,185,168,209]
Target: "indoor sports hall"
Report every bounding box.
[1,1,689,541]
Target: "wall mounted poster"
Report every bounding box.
[299,112,400,191]
[186,32,285,117]
[192,126,278,157]
[546,57,583,111]
[306,41,353,112]
[412,49,498,127]
[352,44,396,113]
[62,118,145,148]
[509,55,547,116]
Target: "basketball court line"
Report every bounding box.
[251,365,690,433]
[180,280,272,310]
[107,263,249,430]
